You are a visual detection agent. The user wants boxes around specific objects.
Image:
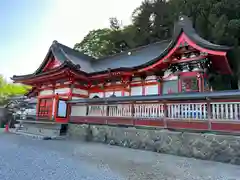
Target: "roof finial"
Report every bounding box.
[52,40,58,44]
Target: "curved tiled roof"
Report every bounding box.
[51,15,231,73]
[174,15,230,51]
[12,15,232,81]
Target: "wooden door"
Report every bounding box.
[38,98,53,120]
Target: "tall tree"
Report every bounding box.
[0,75,29,105]
[74,29,115,58]
[74,23,138,58]
[73,0,240,89]
[132,0,173,45]
[170,0,240,88]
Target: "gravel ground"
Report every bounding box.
[1,133,240,180]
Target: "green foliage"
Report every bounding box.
[0,75,29,105]
[74,0,240,89]
[73,24,138,58]
[132,0,173,44]
[74,29,114,58]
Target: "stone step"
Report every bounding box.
[10,129,66,140]
[14,121,68,138]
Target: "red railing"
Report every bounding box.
[68,91,240,133]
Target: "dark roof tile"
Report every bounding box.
[12,15,232,80]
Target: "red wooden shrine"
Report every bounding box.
[11,15,234,125]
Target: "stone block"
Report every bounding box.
[67,123,240,165]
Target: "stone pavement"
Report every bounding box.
[0,128,4,133]
[1,133,240,180]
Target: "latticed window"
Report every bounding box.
[181,77,199,92]
[38,98,53,118]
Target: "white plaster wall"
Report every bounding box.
[72,88,88,95]
[55,88,70,94]
[124,92,130,96]
[145,75,157,82]
[105,92,112,97]
[71,105,87,116]
[115,91,121,97]
[105,91,112,97]
[105,91,121,97]
[71,97,84,100]
[39,90,53,96]
[131,86,143,96]
[145,84,158,95]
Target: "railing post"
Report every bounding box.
[105,103,109,125]
[163,101,168,129]
[131,102,135,125]
[106,103,109,116]
[207,98,212,131]
[86,104,89,116]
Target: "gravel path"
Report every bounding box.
[0,134,123,180]
[1,133,240,180]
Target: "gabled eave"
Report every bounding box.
[11,60,83,83]
[11,15,233,83]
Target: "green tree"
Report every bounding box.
[74,0,240,89]
[74,29,115,58]
[0,75,29,105]
[132,0,173,44]
[74,21,138,58]
[133,0,240,89]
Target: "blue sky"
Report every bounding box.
[0,0,143,80]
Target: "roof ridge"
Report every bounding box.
[175,15,231,50]
[96,39,171,61]
[53,40,96,61]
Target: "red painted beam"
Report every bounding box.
[106,118,134,125]
[69,116,240,134]
[134,119,164,127]
[166,119,209,130]
[70,116,106,124]
[211,121,240,132]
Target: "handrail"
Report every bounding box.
[68,90,240,105]
[68,91,240,133]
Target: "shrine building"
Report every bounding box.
[11,15,235,128]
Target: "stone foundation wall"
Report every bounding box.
[68,124,240,165]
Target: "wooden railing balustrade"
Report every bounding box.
[81,102,240,121]
[68,91,240,133]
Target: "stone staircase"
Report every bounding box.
[14,120,68,139]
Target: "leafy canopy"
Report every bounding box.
[74,0,240,89]
[0,75,29,105]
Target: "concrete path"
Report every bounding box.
[1,133,240,180]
